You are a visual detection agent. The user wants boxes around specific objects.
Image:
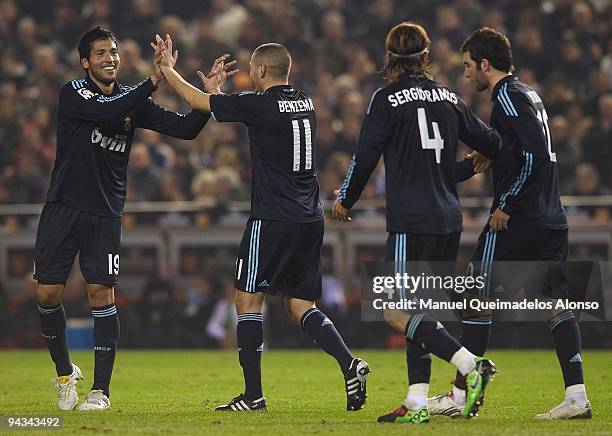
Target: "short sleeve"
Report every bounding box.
[209,93,261,124]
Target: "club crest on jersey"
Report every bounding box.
[123,116,132,132]
[77,87,96,100]
[91,127,127,153]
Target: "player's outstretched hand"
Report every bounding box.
[489,207,509,231]
[332,195,351,222]
[467,151,492,173]
[196,54,239,94]
[150,34,167,84]
[151,34,178,71]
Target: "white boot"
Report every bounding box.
[51,364,83,411]
[535,400,592,420]
[79,389,111,411]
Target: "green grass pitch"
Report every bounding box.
[1,349,611,434]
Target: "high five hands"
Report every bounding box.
[198,54,239,94]
[150,34,178,74]
[150,34,238,92]
[150,34,177,85]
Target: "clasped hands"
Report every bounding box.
[149,33,238,93]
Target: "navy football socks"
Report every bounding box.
[38,303,72,376]
[301,308,353,375]
[406,313,461,363]
[549,311,584,387]
[91,304,120,397]
[237,313,264,400]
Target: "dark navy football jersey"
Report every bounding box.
[210,86,324,223]
[489,75,567,229]
[338,74,501,234]
[46,76,210,216]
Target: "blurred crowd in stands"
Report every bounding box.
[0,0,611,227]
[1,0,612,348]
[0,261,379,349]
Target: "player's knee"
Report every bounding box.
[87,284,114,307]
[286,309,302,325]
[283,297,315,325]
[234,290,264,313]
[460,293,492,319]
[36,284,64,306]
[386,317,408,334]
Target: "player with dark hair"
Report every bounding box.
[332,22,500,424]
[428,27,591,420]
[35,27,228,411]
[155,38,370,412]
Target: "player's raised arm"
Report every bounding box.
[154,35,238,112]
[135,52,237,139]
[60,77,158,123]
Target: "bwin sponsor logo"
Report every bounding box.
[91,127,127,152]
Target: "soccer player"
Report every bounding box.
[35,27,225,410]
[155,38,370,412]
[428,27,591,420]
[332,22,500,424]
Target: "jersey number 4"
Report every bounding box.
[418,108,444,164]
[292,119,313,171]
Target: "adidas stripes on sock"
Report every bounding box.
[405,313,463,363]
[455,315,492,383]
[300,308,353,374]
[549,310,584,388]
[237,313,264,400]
[92,304,120,397]
[406,343,432,385]
[460,316,492,357]
[38,303,72,376]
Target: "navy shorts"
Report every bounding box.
[384,232,461,301]
[33,202,122,286]
[384,232,461,262]
[469,225,569,299]
[235,218,323,301]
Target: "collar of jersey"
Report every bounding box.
[83,74,121,96]
[398,73,427,81]
[264,84,293,94]
[491,74,518,101]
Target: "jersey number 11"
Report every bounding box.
[292,119,313,171]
